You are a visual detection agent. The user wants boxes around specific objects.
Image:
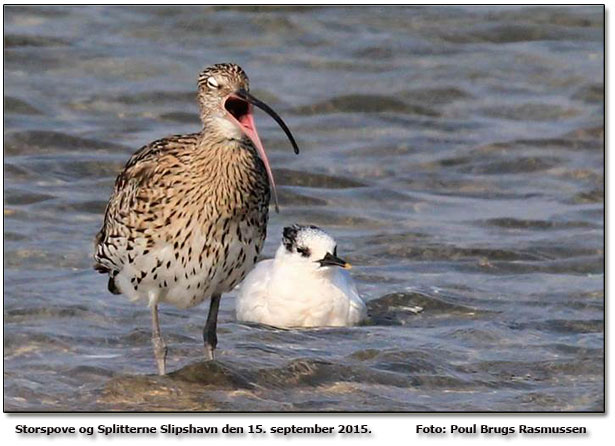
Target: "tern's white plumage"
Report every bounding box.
[236,225,367,328]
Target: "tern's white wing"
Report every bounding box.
[332,269,367,325]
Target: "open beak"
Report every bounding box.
[224,88,299,213]
[317,252,352,270]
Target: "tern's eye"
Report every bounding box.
[207,77,219,89]
[296,246,311,258]
[333,246,337,257]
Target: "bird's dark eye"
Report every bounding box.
[207,77,220,89]
[333,246,337,256]
[296,246,310,258]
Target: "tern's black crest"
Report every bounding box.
[282,224,320,252]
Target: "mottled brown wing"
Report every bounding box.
[93,134,198,275]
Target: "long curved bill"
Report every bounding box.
[225,88,299,213]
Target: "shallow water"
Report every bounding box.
[3,5,604,411]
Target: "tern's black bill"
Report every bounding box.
[236,88,300,155]
[318,252,352,269]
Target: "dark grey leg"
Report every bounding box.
[203,294,221,360]
[151,304,167,375]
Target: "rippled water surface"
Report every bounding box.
[4,5,604,411]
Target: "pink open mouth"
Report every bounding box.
[225,95,280,212]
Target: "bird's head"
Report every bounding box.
[197,63,250,115]
[197,63,299,212]
[276,224,352,274]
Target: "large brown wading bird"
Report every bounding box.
[94,63,299,375]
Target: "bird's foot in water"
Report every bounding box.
[205,344,216,361]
